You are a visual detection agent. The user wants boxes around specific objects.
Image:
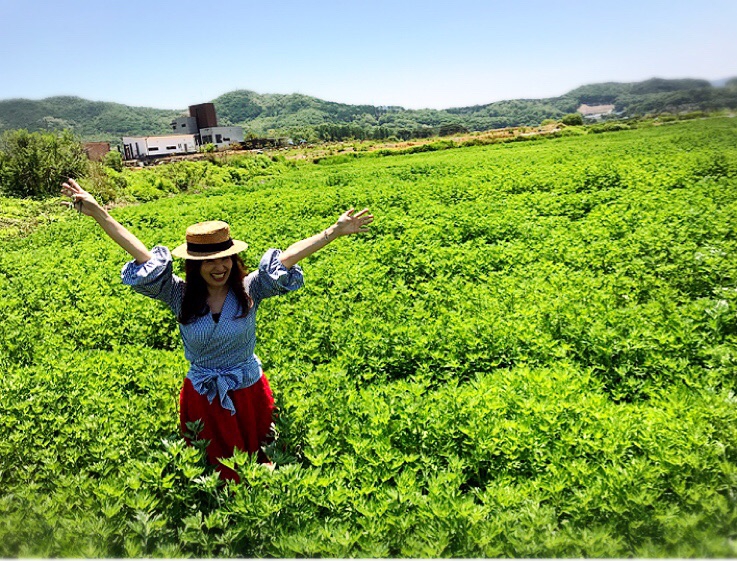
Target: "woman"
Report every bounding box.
[61,178,373,481]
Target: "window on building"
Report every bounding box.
[148,147,159,151]
[223,137,230,142]
[202,135,212,143]
[215,134,223,143]
[167,146,176,150]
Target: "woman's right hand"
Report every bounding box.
[61,177,151,263]
[60,178,103,217]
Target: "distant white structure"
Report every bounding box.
[122,103,246,160]
[199,126,245,150]
[122,134,197,160]
[577,104,615,120]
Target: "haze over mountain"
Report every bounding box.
[1,77,735,144]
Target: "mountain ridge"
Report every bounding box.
[1,77,735,143]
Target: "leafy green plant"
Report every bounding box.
[1,117,737,556]
[102,150,124,172]
[561,113,584,126]
[0,129,87,198]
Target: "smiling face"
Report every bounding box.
[200,256,233,289]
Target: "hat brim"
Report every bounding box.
[171,239,248,260]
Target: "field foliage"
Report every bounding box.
[1,118,737,556]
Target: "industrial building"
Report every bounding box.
[122,102,245,160]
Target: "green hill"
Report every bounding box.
[210,77,737,137]
[0,96,183,143]
[1,77,736,143]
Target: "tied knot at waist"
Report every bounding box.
[188,357,262,415]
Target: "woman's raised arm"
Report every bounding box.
[278,208,374,269]
[61,178,153,264]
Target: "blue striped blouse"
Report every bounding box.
[121,246,304,414]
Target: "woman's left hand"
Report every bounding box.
[279,208,374,268]
[334,208,374,237]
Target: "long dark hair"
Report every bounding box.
[178,255,252,324]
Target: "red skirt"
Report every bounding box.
[179,373,275,482]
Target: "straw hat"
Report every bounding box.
[171,221,248,260]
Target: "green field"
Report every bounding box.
[1,118,736,557]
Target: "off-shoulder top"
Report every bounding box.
[121,246,304,413]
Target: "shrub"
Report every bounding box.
[679,110,706,120]
[657,113,678,122]
[438,123,469,136]
[81,162,121,204]
[0,129,87,199]
[589,122,632,134]
[561,113,584,126]
[102,150,124,172]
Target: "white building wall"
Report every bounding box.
[122,135,197,159]
[199,126,245,149]
[145,134,197,156]
[122,136,147,159]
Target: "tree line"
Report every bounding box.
[3,78,736,146]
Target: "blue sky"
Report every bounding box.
[1,0,735,110]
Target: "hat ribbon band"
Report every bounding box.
[186,238,234,254]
